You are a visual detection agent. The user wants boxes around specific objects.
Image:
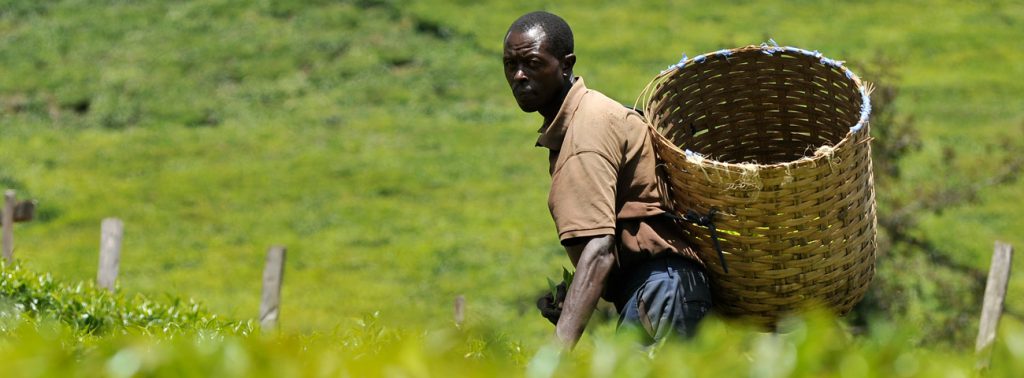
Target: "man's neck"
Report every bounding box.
[539,77,575,123]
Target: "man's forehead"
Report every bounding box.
[504,26,547,52]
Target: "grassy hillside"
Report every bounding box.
[1,0,556,334]
[1,0,1022,349]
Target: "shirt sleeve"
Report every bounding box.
[548,150,619,243]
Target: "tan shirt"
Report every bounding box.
[536,78,702,268]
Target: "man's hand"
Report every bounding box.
[536,282,567,325]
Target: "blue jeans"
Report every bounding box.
[609,255,713,343]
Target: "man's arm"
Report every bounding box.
[556,234,615,348]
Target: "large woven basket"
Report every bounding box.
[640,43,877,325]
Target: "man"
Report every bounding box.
[502,11,713,348]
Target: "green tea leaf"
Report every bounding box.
[546,277,558,300]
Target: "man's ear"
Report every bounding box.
[561,53,576,77]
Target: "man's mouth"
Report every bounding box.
[513,86,534,98]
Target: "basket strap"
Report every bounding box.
[662,208,728,274]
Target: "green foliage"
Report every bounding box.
[546,267,574,300]
[0,262,254,338]
[2,294,1024,377]
[0,257,1022,376]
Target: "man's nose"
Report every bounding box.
[513,68,528,81]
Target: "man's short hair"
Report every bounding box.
[507,11,574,58]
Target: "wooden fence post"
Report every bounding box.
[3,190,16,264]
[976,241,1014,369]
[260,246,286,331]
[454,295,465,328]
[97,218,124,292]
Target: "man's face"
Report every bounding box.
[503,27,569,113]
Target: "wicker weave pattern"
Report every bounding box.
[642,45,877,325]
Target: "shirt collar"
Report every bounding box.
[536,77,587,150]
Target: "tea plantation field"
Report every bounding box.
[1,0,1022,367]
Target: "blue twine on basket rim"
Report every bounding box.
[661,53,689,74]
[660,41,871,133]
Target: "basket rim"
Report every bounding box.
[638,41,872,170]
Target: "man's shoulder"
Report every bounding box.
[577,88,639,121]
[572,88,648,138]
[577,88,647,134]
[564,88,649,157]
